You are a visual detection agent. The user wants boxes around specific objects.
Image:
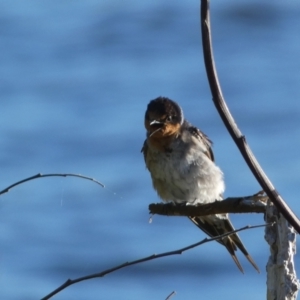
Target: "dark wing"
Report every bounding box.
[141,139,148,163]
[188,124,224,199]
[189,216,260,273]
[187,124,259,273]
[188,125,215,162]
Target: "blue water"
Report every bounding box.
[1,0,300,299]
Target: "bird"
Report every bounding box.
[141,96,259,273]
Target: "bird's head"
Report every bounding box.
[145,97,184,138]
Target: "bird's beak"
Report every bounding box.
[150,120,163,126]
[148,119,164,137]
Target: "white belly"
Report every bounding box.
[147,143,225,204]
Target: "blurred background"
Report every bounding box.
[1,0,300,299]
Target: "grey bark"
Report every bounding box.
[265,201,299,300]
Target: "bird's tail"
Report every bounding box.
[189,215,260,273]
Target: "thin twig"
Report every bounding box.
[41,223,269,300]
[0,173,105,196]
[149,193,267,216]
[165,291,177,300]
[200,0,300,233]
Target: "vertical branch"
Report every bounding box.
[200,0,300,233]
[200,2,299,296]
[265,202,299,299]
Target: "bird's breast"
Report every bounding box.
[145,136,225,204]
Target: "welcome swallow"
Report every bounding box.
[142,96,259,273]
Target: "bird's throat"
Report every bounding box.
[148,132,177,153]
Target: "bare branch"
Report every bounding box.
[200,0,300,233]
[40,223,269,300]
[149,193,267,216]
[165,291,177,300]
[0,173,105,196]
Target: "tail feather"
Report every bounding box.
[189,216,260,273]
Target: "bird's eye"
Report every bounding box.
[166,115,173,122]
